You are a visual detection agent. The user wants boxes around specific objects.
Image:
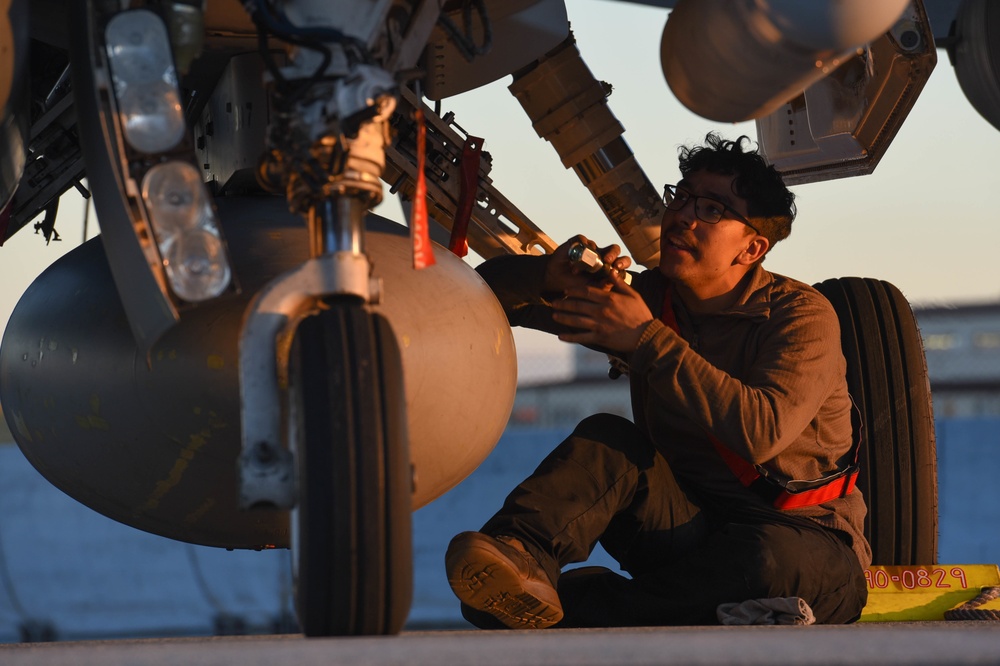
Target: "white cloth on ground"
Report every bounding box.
[716,597,816,625]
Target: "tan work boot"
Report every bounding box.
[445,531,564,630]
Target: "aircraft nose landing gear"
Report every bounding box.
[237,2,413,636]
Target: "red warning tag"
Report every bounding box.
[448,135,483,257]
[412,108,436,269]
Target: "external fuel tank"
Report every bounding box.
[0,195,517,549]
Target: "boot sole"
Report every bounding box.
[445,532,563,630]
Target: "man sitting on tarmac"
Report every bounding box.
[445,133,870,628]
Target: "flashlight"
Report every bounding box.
[568,242,632,285]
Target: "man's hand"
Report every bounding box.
[551,273,654,352]
[544,235,632,295]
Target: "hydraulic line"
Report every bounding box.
[509,34,663,269]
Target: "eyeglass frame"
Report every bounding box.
[662,183,759,234]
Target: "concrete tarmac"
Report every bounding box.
[2,623,999,666]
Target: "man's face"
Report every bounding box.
[658,170,757,292]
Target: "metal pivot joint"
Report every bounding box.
[509,34,664,269]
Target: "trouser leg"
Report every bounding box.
[478,412,867,626]
[481,413,707,585]
[557,519,868,626]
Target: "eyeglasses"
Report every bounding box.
[662,184,758,233]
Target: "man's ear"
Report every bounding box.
[737,236,770,265]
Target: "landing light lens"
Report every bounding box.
[141,161,231,302]
[105,10,185,154]
[142,160,205,231]
[161,229,232,302]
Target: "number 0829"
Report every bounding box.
[864,566,968,590]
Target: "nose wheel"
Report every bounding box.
[289,301,413,635]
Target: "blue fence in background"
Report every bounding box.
[936,418,1000,563]
[0,418,997,641]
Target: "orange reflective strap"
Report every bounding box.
[712,439,763,487]
[770,471,858,510]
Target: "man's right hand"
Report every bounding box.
[544,235,632,295]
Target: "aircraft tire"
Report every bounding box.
[290,301,412,636]
[814,277,938,565]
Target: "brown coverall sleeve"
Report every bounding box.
[475,254,580,336]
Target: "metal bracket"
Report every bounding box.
[384,87,558,259]
[6,92,84,243]
[237,252,380,510]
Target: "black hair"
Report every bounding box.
[677,133,795,251]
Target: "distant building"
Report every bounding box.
[510,300,1000,426]
[510,346,630,427]
[916,301,1000,418]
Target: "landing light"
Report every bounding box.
[105,9,185,154]
[142,161,231,302]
